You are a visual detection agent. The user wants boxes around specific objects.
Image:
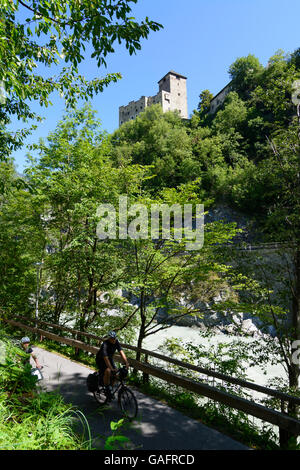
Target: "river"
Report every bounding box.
[142,324,287,389]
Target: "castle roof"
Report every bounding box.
[158,70,187,83]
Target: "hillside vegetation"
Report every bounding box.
[0,48,300,449]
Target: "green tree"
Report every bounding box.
[289,47,300,70]
[197,89,214,118]
[190,127,224,167]
[264,119,300,395]
[0,160,46,314]
[23,105,149,337]
[251,50,299,129]
[212,92,248,134]
[222,87,300,443]
[113,181,239,359]
[195,50,300,208]
[111,105,199,190]
[0,0,162,161]
[228,53,264,100]
[197,89,213,113]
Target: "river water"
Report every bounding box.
[143,324,291,441]
[142,324,287,389]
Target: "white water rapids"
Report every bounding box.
[143,324,286,387]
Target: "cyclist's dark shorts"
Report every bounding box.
[96,356,116,373]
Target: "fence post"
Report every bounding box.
[143,354,149,384]
[279,399,291,449]
[74,330,80,358]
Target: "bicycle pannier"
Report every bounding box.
[86,372,98,392]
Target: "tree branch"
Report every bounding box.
[115,306,140,332]
[18,0,62,24]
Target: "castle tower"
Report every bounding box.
[157,71,188,119]
[119,71,188,126]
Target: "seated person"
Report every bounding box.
[20,336,42,369]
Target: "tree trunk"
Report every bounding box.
[289,244,300,410]
[133,291,146,377]
[282,245,300,448]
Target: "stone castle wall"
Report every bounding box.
[209,82,232,114]
[119,71,188,126]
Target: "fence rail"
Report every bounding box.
[9,315,300,406]
[2,316,300,448]
[222,241,296,252]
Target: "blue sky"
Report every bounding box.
[10,0,300,172]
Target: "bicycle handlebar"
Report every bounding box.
[112,366,128,380]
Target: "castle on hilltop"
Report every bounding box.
[119,71,188,126]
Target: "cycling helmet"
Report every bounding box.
[21,336,30,344]
[107,331,117,339]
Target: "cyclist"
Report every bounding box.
[20,336,42,369]
[96,331,129,399]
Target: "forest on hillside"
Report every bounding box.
[1,0,300,451]
[1,47,300,398]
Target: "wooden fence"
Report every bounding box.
[2,315,300,449]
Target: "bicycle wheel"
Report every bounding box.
[93,386,108,405]
[118,386,138,420]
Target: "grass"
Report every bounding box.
[0,332,93,450]
[0,329,135,451]
[0,393,90,450]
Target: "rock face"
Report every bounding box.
[204,202,260,244]
[121,203,284,338]
[124,281,276,339]
[155,286,276,338]
[156,304,266,337]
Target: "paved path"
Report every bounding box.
[34,347,250,451]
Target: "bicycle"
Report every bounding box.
[92,366,138,421]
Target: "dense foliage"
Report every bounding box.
[0,0,162,161]
[0,45,300,449]
[0,332,90,449]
